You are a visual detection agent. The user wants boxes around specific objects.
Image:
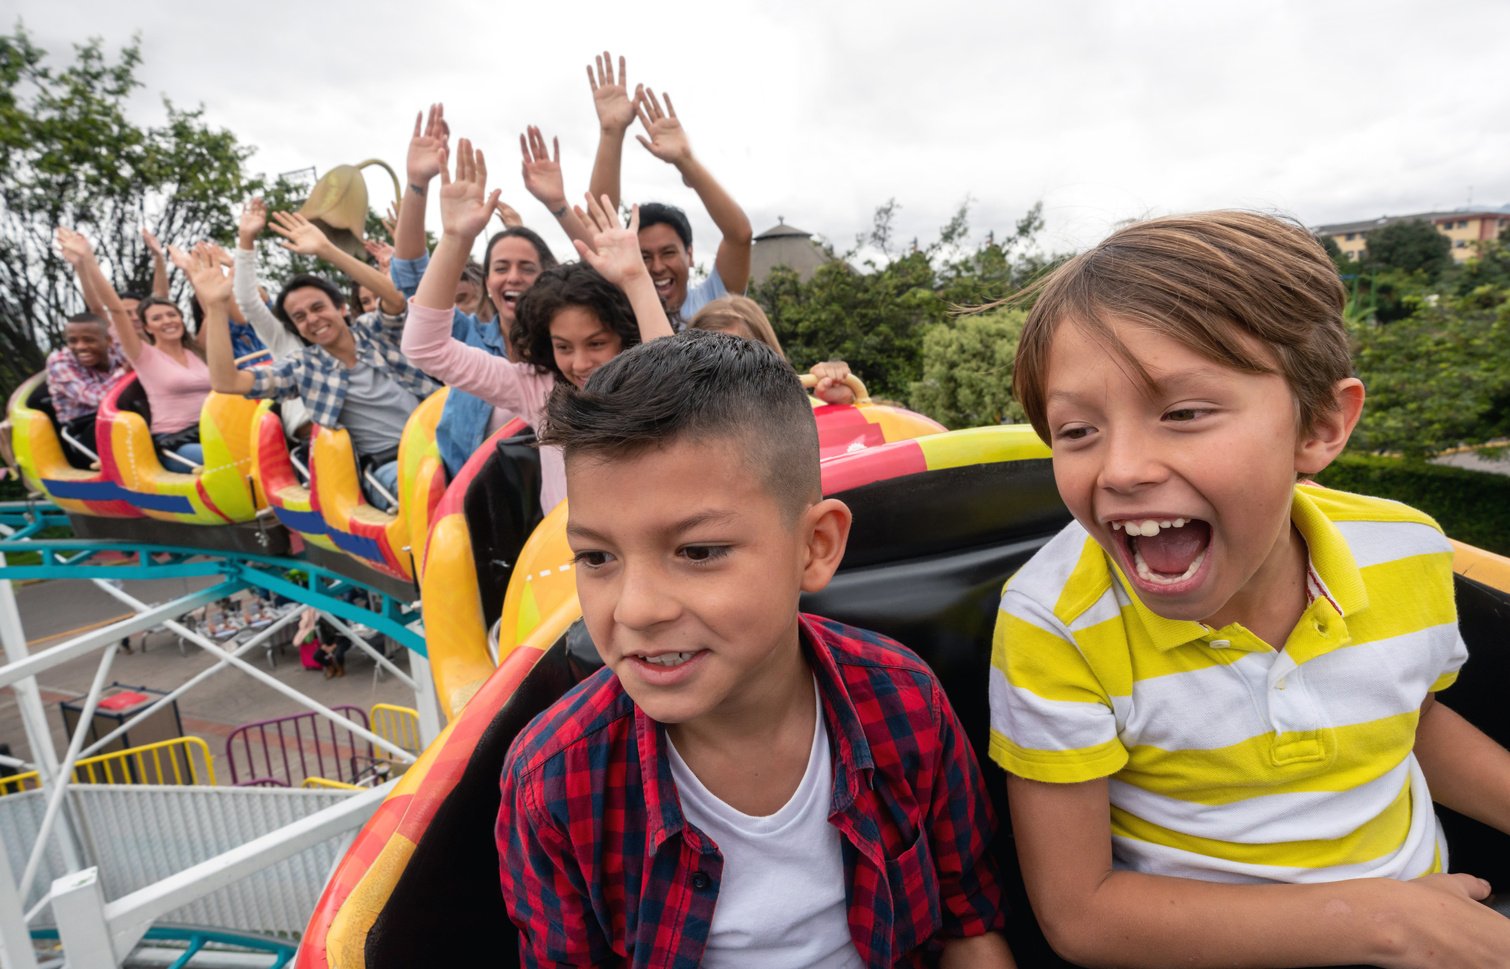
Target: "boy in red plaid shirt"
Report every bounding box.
[497,331,1013,967]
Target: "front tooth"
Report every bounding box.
[1137,520,1159,536]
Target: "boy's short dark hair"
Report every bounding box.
[636,202,693,249]
[1010,210,1352,441]
[274,274,348,341]
[510,263,640,381]
[540,330,819,516]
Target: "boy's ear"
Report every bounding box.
[799,498,852,594]
[1296,377,1365,476]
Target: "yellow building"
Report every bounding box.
[1316,210,1510,263]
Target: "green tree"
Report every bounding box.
[1350,288,1510,458]
[1363,219,1452,279]
[750,200,1063,405]
[908,307,1028,428]
[0,27,259,395]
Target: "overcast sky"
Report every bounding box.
[12,0,1510,270]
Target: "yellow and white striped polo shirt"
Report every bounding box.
[989,484,1468,883]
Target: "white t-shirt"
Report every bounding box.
[667,684,863,968]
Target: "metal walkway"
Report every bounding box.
[0,501,439,968]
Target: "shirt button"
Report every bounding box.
[1275,678,1288,691]
[692,872,711,891]
[1210,639,1230,649]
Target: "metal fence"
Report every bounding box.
[224,706,372,787]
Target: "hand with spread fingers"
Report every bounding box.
[238,197,268,249]
[268,210,334,257]
[407,103,450,187]
[520,125,568,214]
[364,238,395,272]
[588,50,638,135]
[573,193,646,288]
[438,139,500,243]
[141,226,167,259]
[634,87,693,167]
[178,243,233,309]
[55,226,95,267]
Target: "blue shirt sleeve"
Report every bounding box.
[390,252,430,299]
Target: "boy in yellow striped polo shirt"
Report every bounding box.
[988,211,1510,967]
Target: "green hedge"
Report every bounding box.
[1316,453,1510,556]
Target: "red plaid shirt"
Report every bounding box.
[498,614,1006,968]
[44,346,127,423]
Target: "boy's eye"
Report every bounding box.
[679,545,729,564]
[572,550,612,569]
[1053,424,1093,442]
[1164,408,1206,423]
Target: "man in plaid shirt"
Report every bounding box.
[45,313,127,468]
[498,332,1014,967]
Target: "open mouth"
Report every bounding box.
[652,277,674,299]
[499,290,521,309]
[635,650,699,668]
[1111,517,1212,587]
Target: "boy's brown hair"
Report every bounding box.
[1009,211,1351,442]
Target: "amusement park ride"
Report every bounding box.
[0,359,1506,968]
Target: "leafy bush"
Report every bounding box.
[1316,453,1510,555]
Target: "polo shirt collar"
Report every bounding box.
[1112,485,1368,652]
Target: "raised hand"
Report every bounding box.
[238,197,268,247]
[55,226,95,267]
[141,226,166,259]
[268,210,332,256]
[363,238,394,272]
[437,138,499,241]
[177,244,233,308]
[494,200,522,228]
[407,103,450,186]
[381,202,399,241]
[519,125,567,210]
[573,193,647,288]
[587,50,637,134]
[634,87,692,166]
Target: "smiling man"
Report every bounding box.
[584,56,752,327]
[44,312,128,468]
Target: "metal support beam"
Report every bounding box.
[0,581,241,691]
[0,829,40,969]
[50,868,114,969]
[320,614,415,689]
[19,643,118,901]
[77,596,302,759]
[92,584,415,763]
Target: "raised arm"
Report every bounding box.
[403,139,538,413]
[585,51,638,211]
[395,104,448,262]
[573,194,674,344]
[634,87,753,294]
[520,125,593,249]
[178,245,255,396]
[1007,774,1510,968]
[268,211,404,315]
[233,199,304,359]
[58,227,141,362]
[142,227,170,297]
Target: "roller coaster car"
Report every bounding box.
[250,399,337,552]
[302,419,1510,969]
[306,389,449,583]
[417,381,949,725]
[416,416,536,718]
[3,372,141,518]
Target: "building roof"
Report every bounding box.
[1316,209,1510,235]
[750,219,833,284]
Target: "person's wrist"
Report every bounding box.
[405,173,432,194]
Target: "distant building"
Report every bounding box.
[750,219,835,284]
[1316,209,1510,263]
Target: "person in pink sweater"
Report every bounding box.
[401,139,674,513]
[57,227,211,470]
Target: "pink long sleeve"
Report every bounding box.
[401,300,554,426]
[402,299,566,513]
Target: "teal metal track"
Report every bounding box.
[0,502,424,654]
